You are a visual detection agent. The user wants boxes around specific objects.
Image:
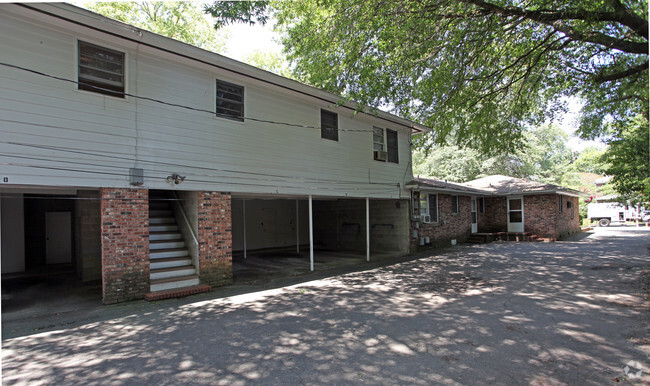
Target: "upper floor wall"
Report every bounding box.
[0,4,423,199]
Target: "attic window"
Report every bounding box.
[78,41,125,98]
[216,80,244,121]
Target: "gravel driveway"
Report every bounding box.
[2,228,649,385]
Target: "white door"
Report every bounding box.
[507,197,524,233]
[471,198,478,233]
[45,212,72,264]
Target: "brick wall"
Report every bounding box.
[556,195,581,239]
[100,188,149,304]
[479,196,507,232]
[197,192,233,287]
[411,193,472,251]
[523,194,557,239]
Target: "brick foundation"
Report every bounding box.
[100,188,149,304]
[198,192,233,287]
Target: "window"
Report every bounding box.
[373,127,398,163]
[386,129,398,163]
[216,80,244,121]
[478,197,485,213]
[373,127,384,152]
[419,193,438,223]
[78,41,125,97]
[451,195,459,214]
[321,110,338,141]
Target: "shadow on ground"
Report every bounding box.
[2,229,649,385]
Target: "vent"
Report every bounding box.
[422,215,431,223]
[374,150,387,161]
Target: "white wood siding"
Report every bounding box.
[0,5,414,198]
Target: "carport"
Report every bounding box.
[1,189,103,315]
[231,194,409,281]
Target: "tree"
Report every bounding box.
[204,1,270,29]
[242,50,295,79]
[571,145,608,174]
[268,0,647,155]
[78,2,227,53]
[601,115,650,203]
[414,124,575,183]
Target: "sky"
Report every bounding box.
[222,20,283,62]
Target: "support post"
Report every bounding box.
[366,197,370,262]
[309,195,314,271]
[296,199,300,253]
[243,199,247,259]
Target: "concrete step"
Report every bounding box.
[149,209,173,218]
[149,201,170,209]
[149,217,175,225]
[150,266,196,280]
[145,284,212,302]
[150,256,193,270]
[150,224,179,232]
[149,231,182,241]
[150,275,200,292]
[150,240,185,250]
[150,248,189,259]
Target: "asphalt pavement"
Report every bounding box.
[2,227,649,385]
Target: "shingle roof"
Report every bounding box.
[408,177,486,194]
[463,175,582,196]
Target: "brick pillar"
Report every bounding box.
[197,192,232,287]
[100,188,149,304]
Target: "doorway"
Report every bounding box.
[471,198,478,233]
[507,196,524,232]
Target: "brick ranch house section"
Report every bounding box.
[407,175,583,251]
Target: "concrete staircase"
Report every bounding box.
[149,196,199,292]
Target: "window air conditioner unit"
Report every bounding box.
[422,215,431,223]
[374,150,387,161]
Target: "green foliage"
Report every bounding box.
[602,115,650,204]
[78,2,227,53]
[242,50,295,79]
[414,124,574,184]
[571,146,608,174]
[270,0,647,156]
[204,1,269,29]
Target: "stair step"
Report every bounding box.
[150,257,193,270]
[150,275,200,292]
[149,202,170,210]
[150,240,185,250]
[150,224,179,232]
[150,209,173,217]
[150,232,182,241]
[150,266,197,280]
[145,284,212,302]
[149,217,175,224]
[150,248,189,259]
